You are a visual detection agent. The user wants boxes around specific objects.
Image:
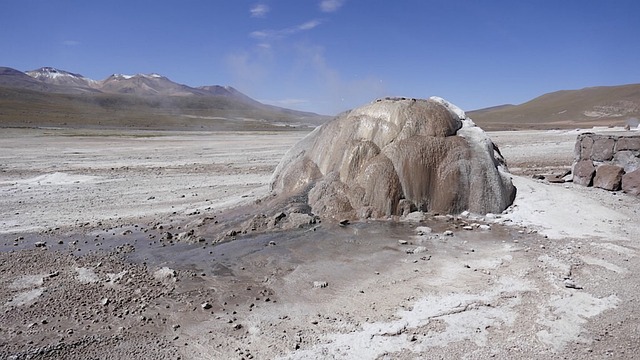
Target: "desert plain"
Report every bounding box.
[1,126,639,359]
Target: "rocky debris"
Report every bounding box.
[533,169,572,183]
[415,226,432,235]
[564,278,583,289]
[409,246,428,254]
[153,267,177,281]
[401,211,427,222]
[270,97,515,220]
[313,281,328,288]
[622,169,640,195]
[75,267,99,284]
[201,302,212,310]
[593,164,624,191]
[573,132,640,196]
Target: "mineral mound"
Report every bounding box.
[270,97,516,219]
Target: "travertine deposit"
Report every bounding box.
[270,97,516,219]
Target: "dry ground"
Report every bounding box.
[1,127,639,359]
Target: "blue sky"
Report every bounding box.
[2,0,639,115]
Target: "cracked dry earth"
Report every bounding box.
[1,127,640,359]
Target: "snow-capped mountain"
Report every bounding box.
[0,65,330,130]
[22,67,247,98]
[99,73,203,96]
[26,67,99,90]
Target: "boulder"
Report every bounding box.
[593,164,624,191]
[613,151,640,173]
[591,137,615,162]
[622,169,640,196]
[270,97,516,219]
[572,160,595,186]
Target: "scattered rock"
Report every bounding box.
[154,267,177,280]
[34,241,47,248]
[415,226,432,235]
[201,302,212,310]
[410,246,428,254]
[564,279,583,289]
[313,281,328,289]
[402,212,427,222]
[398,240,408,245]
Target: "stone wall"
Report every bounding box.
[573,133,640,195]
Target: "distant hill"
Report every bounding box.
[468,84,640,130]
[0,66,329,131]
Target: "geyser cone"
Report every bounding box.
[270,97,516,219]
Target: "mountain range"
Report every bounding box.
[0,66,329,130]
[1,66,639,131]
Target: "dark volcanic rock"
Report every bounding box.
[270,97,516,219]
[593,164,624,191]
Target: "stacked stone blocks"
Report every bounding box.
[573,133,640,195]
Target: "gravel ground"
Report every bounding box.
[1,127,639,359]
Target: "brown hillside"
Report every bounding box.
[469,84,640,130]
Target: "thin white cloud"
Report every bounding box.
[293,43,386,114]
[250,19,323,41]
[62,40,80,46]
[250,4,269,18]
[319,0,344,12]
[299,20,322,30]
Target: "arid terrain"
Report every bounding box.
[1,126,640,359]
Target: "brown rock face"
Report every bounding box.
[573,160,596,186]
[270,97,516,219]
[593,164,624,191]
[575,133,594,161]
[622,169,640,196]
[615,137,640,152]
[591,137,615,162]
